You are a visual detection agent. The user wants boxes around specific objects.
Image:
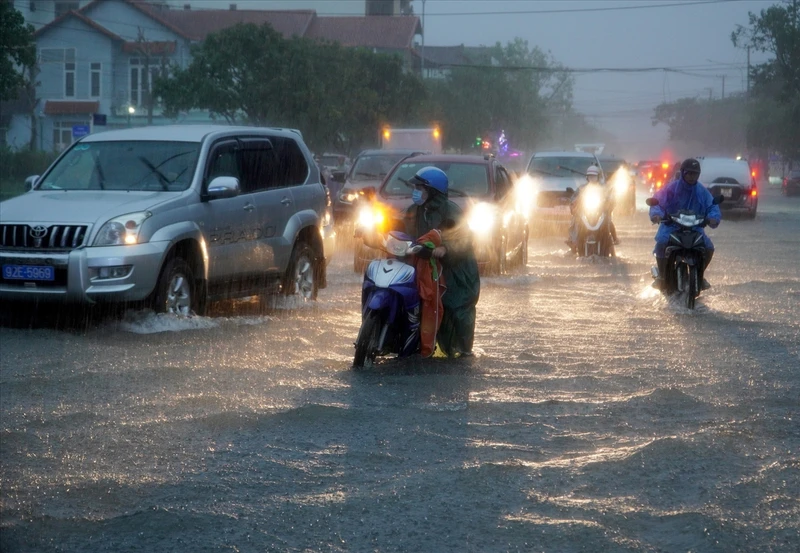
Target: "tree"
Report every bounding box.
[732,1,800,160]
[652,96,748,154]
[153,23,426,154]
[0,2,36,103]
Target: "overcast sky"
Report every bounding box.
[180,0,776,158]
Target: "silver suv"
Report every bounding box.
[0,125,335,314]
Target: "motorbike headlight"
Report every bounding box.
[613,171,629,196]
[94,211,151,246]
[356,204,385,231]
[468,202,496,235]
[582,187,603,213]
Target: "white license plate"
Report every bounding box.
[2,264,55,281]
[720,188,733,198]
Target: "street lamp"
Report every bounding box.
[127,105,135,127]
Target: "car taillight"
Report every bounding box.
[751,188,758,197]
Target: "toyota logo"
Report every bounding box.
[30,225,48,239]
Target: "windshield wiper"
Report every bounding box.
[558,165,589,177]
[530,168,559,178]
[355,172,380,179]
[138,156,171,190]
[93,154,106,190]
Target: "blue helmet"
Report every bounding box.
[409,166,448,196]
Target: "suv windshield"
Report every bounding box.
[38,141,200,192]
[528,156,595,178]
[382,161,490,197]
[350,153,409,182]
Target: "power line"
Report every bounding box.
[419,0,741,17]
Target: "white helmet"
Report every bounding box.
[586,165,600,177]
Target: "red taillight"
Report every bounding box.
[751,188,758,197]
[751,170,756,178]
[656,180,663,188]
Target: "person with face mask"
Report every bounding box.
[649,158,721,290]
[404,166,480,358]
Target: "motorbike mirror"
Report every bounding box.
[407,244,424,255]
[645,197,659,207]
[713,195,724,205]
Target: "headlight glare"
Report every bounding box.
[94,211,151,246]
[582,187,603,213]
[468,202,496,234]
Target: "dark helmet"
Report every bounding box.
[680,158,701,174]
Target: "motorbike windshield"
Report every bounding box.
[37,141,200,192]
[382,161,490,198]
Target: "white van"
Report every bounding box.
[697,157,758,219]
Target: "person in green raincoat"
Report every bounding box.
[403,167,480,357]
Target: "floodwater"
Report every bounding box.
[1,183,798,552]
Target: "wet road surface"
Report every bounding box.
[1,183,798,552]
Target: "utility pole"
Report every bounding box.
[420,0,426,79]
[721,75,725,99]
[746,45,750,98]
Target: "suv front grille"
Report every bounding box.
[0,224,88,251]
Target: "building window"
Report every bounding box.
[129,58,160,108]
[29,2,36,12]
[55,2,79,17]
[65,61,76,98]
[53,121,84,152]
[90,62,101,98]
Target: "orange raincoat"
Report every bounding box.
[415,229,446,357]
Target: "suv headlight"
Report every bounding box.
[94,211,151,246]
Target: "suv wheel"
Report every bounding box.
[153,257,197,316]
[283,242,318,300]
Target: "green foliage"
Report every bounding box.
[153,24,426,153]
[425,39,572,151]
[652,96,747,153]
[732,1,800,160]
[0,2,36,102]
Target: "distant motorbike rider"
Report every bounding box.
[404,167,480,357]
[649,158,721,290]
[566,164,619,252]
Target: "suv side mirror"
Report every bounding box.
[25,175,40,191]
[331,170,346,184]
[565,187,575,194]
[206,176,240,200]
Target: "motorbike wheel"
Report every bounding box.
[353,310,381,369]
[687,265,699,310]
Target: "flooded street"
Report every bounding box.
[1,183,798,552]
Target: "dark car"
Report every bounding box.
[697,156,758,219]
[352,154,529,275]
[597,156,636,215]
[783,169,800,196]
[332,149,424,225]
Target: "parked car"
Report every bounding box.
[782,169,800,196]
[0,125,335,314]
[525,151,603,235]
[696,156,758,219]
[332,149,424,225]
[597,155,636,215]
[352,154,529,275]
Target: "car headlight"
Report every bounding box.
[356,204,386,231]
[339,189,358,204]
[468,202,496,235]
[514,174,537,216]
[582,187,603,213]
[612,170,629,196]
[94,211,151,246]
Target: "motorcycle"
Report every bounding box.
[353,231,423,369]
[646,196,723,309]
[568,184,616,258]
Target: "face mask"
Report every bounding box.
[412,189,426,205]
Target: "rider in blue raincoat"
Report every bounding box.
[649,158,721,290]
